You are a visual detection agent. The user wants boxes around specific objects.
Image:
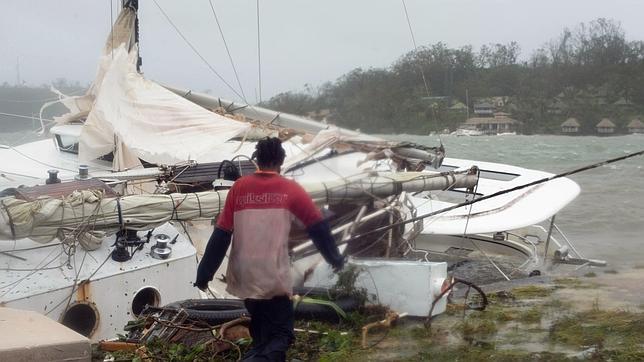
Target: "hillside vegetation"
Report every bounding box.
[0,79,86,134]
[263,18,644,135]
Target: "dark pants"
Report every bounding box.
[242,295,294,362]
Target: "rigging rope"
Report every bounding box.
[256,0,263,103]
[344,149,644,243]
[109,0,114,59]
[401,0,431,99]
[0,112,55,123]
[151,0,246,102]
[208,0,247,102]
[462,169,511,281]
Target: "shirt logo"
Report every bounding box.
[236,192,288,207]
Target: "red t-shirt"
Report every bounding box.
[217,171,322,299]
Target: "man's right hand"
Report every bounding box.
[332,256,346,273]
[307,220,345,271]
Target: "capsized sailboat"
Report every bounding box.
[0,0,604,341]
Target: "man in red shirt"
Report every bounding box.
[195,137,344,361]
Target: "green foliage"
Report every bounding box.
[263,18,644,134]
[107,337,243,362]
[332,264,369,306]
[288,321,356,361]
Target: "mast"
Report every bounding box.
[122,0,142,72]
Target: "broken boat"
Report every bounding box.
[0,1,604,341]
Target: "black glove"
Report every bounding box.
[193,279,208,291]
[307,220,344,270]
[332,256,346,273]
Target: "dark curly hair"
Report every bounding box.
[254,137,286,169]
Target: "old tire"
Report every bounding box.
[165,299,247,326]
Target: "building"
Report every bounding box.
[462,113,519,135]
[596,118,616,134]
[561,118,581,134]
[627,118,644,134]
[473,102,494,116]
[448,101,468,112]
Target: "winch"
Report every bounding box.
[150,234,173,259]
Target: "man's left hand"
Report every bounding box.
[193,280,208,291]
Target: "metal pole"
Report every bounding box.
[465,88,470,120]
[543,215,556,265]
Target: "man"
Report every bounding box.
[195,137,344,361]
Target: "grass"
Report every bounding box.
[554,277,597,289]
[603,269,619,274]
[511,285,554,299]
[549,308,644,349]
[583,271,597,277]
[364,276,644,361]
[289,320,357,361]
[468,304,518,323]
[542,298,572,310]
[517,307,543,324]
[457,318,498,338]
[411,347,571,362]
[99,274,644,362]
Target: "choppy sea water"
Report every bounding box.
[3,131,643,268]
[383,133,644,268]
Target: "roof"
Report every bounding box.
[474,102,494,108]
[561,118,581,127]
[613,97,633,106]
[596,118,616,128]
[627,119,644,128]
[464,117,518,125]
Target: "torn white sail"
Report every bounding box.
[47,6,251,171]
[79,44,251,170]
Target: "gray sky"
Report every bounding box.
[2,0,644,103]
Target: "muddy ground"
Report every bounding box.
[353,264,644,361]
[97,263,643,361]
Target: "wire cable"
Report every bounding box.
[345,149,644,243]
[256,0,263,103]
[401,0,431,99]
[0,112,56,124]
[207,0,247,102]
[109,0,114,59]
[151,0,246,102]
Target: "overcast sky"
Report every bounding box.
[2,0,644,103]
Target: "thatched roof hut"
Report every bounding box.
[561,118,580,127]
[596,118,616,134]
[561,118,581,134]
[627,118,644,133]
